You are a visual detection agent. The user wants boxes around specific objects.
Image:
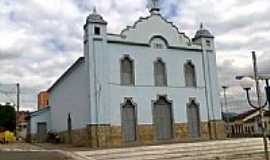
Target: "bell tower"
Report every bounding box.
[84,7,108,126]
[193,23,221,124]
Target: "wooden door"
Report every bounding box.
[122,101,136,142]
[187,102,201,138]
[37,122,47,142]
[153,97,173,140]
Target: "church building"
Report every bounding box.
[31,1,225,147]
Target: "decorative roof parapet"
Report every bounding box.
[120,13,191,43]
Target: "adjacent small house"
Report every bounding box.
[16,111,30,140]
[30,107,51,142]
[228,109,270,137]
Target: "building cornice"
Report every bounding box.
[107,40,203,52]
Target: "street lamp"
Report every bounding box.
[238,51,269,160]
[259,75,270,110]
[239,77,268,107]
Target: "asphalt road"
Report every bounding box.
[0,151,73,160]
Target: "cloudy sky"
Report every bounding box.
[0,0,269,112]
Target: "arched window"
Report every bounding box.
[154,58,167,86]
[120,55,134,85]
[184,61,196,87]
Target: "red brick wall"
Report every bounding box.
[38,91,49,110]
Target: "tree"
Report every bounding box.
[0,103,16,131]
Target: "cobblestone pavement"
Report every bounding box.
[74,138,268,160]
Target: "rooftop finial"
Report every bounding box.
[148,0,160,13]
[93,6,97,14]
[200,23,204,30]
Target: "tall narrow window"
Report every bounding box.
[206,40,211,47]
[121,56,134,85]
[154,58,167,86]
[94,26,100,35]
[185,61,196,87]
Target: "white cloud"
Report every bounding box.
[0,0,269,113]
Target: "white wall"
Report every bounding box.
[97,43,209,125]
[30,109,51,134]
[84,13,222,126]
[49,60,90,132]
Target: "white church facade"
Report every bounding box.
[31,1,225,147]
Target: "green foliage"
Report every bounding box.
[0,103,16,131]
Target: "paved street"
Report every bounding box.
[0,138,269,160]
[74,138,267,160]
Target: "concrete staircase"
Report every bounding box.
[74,138,268,160]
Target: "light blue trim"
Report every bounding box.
[30,107,51,117]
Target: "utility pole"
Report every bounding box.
[15,83,20,137]
[16,83,20,112]
[252,51,269,160]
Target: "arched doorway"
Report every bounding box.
[187,99,201,138]
[121,98,137,143]
[153,96,173,140]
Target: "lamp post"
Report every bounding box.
[259,75,270,110]
[222,86,230,136]
[236,75,270,110]
[238,51,269,160]
[222,86,229,114]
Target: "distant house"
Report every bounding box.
[228,109,270,137]
[16,111,30,139]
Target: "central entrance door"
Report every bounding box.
[187,100,201,138]
[153,96,173,140]
[122,99,137,143]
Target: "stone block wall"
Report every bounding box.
[87,124,111,148]
[58,128,89,147]
[138,125,154,145]
[55,121,226,148]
